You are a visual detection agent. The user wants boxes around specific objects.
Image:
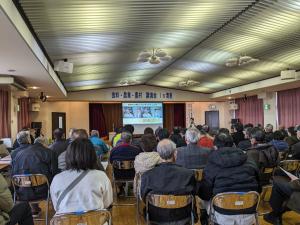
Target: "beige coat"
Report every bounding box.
[0,144,9,158]
[0,174,13,224]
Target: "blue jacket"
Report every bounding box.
[270,140,289,152]
[89,136,109,156]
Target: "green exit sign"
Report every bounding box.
[264,104,270,110]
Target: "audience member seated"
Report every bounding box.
[284,126,299,147]
[264,174,300,225]
[0,174,34,225]
[278,125,288,139]
[202,124,210,133]
[177,127,210,169]
[170,127,186,148]
[115,125,140,148]
[265,124,274,142]
[50,138,113,214]
[231,123,245,146]
[12,136,58,217]
[110,132,141,180]
[141,139,196,224]
[112,126,123,147]
[200,132,259,225]
[290,126,300,159]
[198,129,214,149]
[270,130,289,152]
[247,128,279,185]
[11,131,31,160]
[13,127,34,149]
[238,127,252,150]
[89,130,109,157]
[58,129,88,170]
[218,128,230,135]
[0,140,9,158]
[157,128,170,141]
[134,134,161,197]
[66,128,76,144]
[144,127,154,135]
[49,128,68,157]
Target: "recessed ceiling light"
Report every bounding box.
[228,96,232,99]
[8,69,16,72]
[30,86,39,90]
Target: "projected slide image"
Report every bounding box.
[122,103,163,125]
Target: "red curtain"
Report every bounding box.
[278,88,300,127]
[163,103,186,131]
[235,95,264,125]
[89,103,107,137]
[18,98,31,130]
[174,103,186,127]
[0,90,10,138]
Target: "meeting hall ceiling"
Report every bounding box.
[15,0,300,93]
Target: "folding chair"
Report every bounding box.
[12,174,50,225]
[209,191,260,225]
[280,160,300,175]
[257,185,273,215]
[146,194,194,225]
[259,166,275,186]
[50,209,111,225]
[112,160,135,203]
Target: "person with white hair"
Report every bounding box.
[140,139,196,224]
[176,127,210,169]
[265,123,274,142]
[11,130,31,160]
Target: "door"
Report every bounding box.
[205,111,220,131]
[52,112,66,139]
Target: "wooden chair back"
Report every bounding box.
[147,194,193,209]
[12,174,49,188]
[50,210,111,225]
[280,160,300,173]
[112,160,134,170]
[212,191,260,211]
[193,169,203,181]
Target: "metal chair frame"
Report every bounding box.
[146,194,195,225]
[12,174,50,225]
[50,209,112,225]
[209,191,260,225]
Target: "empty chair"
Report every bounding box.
[146,194,194,225]
[50,209,111,225]
[209,191,260,225]
[12,174,50,225]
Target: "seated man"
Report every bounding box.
[110,132,141,180]
[200,132,259,225]
[238,127,253,151]
[231,123,245,146]
[170,127,186,148]
[176,127,210,169]
[49,128,68,157]
[89,130,109,157]
[270,130,289,152]
[0,173,34,225]
[11,130,31,160]
[247,127,279,186]
[289,126,300,159]
[141,139,196,224]
[12,136,58,217]
[264,174,300,225]
[265,124,274,143]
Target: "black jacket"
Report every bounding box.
[49,139,69,157]
[201,147,259,200]
[231,132,245,146]
[12,143,58,200]
[176,143,210,169]
[238,139,252,151]
[141,163,196,222]
[291,142,300,160]
[247,144,279,186]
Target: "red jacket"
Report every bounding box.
[198,136,214,149]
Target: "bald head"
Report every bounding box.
[157,139,176,161]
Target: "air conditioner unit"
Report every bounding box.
[281,70,296,80]
[30,103,40,112]
[54,60,73,74]
[229,103,239,110]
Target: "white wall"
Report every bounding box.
[262,92,277,128]
[185,102,232,129]
[30,101,89,139]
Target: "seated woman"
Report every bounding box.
[0,174,33,225]
[200,132,259,225]
[50,138,113,214]
[134,134,161,198]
